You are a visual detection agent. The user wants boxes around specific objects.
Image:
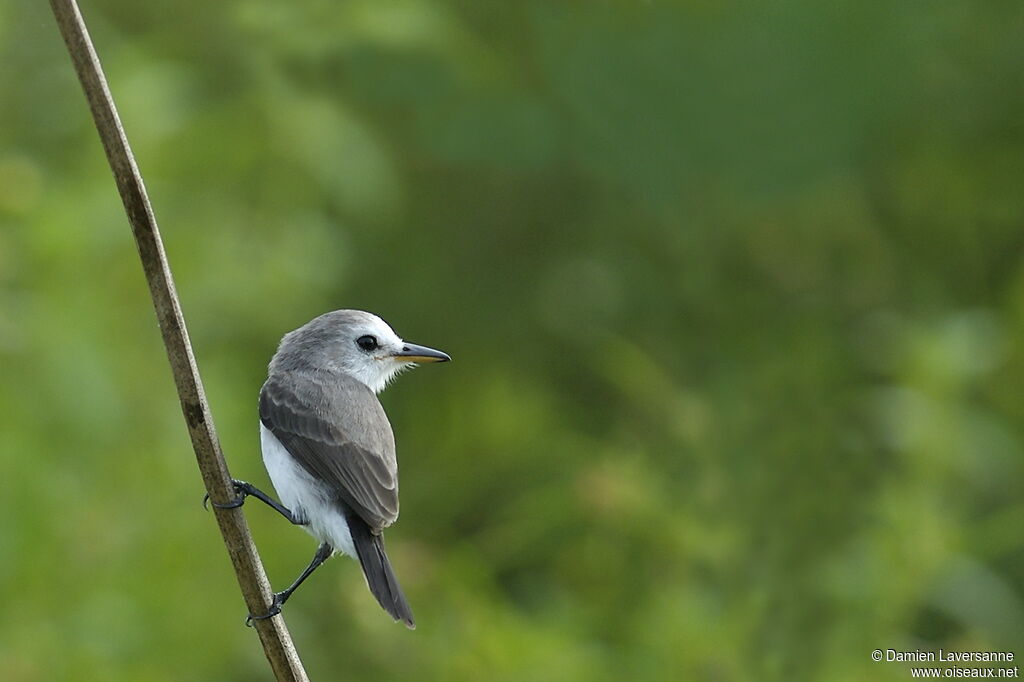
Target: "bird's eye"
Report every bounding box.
[356,335,378,352]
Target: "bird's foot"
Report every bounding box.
[202,479,256,510]
[245,592,286,627]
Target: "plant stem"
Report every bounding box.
[48,1,309,679]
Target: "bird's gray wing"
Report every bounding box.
[259,372,399,531]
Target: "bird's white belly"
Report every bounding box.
[260,424,355,558]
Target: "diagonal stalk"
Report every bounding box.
[48,1,309,679]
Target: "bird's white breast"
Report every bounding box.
[260,424,356,558]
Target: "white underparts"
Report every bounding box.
[260,423,356,558]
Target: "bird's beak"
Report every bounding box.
[392,343,451,364]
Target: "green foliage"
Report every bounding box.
[1,0,1022,680]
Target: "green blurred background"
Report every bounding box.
[2,0,1022,680]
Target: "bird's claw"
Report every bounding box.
[203,479,252,510]
[245,593,285,627]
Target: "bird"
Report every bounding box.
[208,310,449,628]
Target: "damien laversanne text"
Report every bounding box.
[887,650,1015,663]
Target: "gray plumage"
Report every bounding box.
[260,372,399,530]
[258,310,449,628]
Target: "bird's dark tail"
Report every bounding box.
[348,514,415,629]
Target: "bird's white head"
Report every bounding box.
[270,310,450,393]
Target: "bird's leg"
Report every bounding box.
[203,479,306,525]
[247,542,334,625]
